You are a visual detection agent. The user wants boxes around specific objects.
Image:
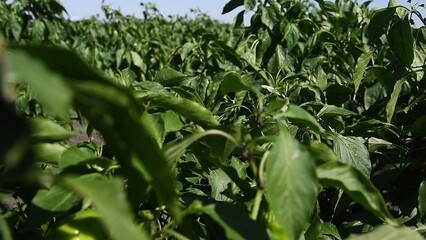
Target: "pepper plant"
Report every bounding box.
[0,0,426,239]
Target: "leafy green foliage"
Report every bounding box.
[1,0,425,239]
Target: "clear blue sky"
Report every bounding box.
[60,0,421,24]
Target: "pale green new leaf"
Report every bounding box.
[266,129,318,240]
[386,79,404,123]
[353,51,373,95]
[347,225,423,240]
[317,161,395,224]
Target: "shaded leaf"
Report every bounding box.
[8,49,72,118]
[220,72,250,94]
[266,129,318,240]
[0,214,12,240]
[317,161,395,224]
[366,8,396,41]
[387,16,415,67]
[203,202,268,240]
[62,174,149,240]
[419,180,426,223]
[223,0,244,14]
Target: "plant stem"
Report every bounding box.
[250,151,269,220]
[250,188,264,220]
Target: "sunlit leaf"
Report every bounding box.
[353,51,373,95]
[331,133,371,176]
[266,129,318,240]
[386,79,404,123]
[347,225,423,240]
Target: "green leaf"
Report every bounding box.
[261,6,279,30]
[353,51,373,95]
[266,129,318,240]
[220,72,251,94]
[140,113,165,148]
[33,143,67,163]
[419,180,426,223]
[387,16,415,67]
[283,23,299,50]
[142,94,219,127]
[59,146,95,169]
[223,0,244,14]
[307,141,337,163]
[130,51,144,69]
[0,214,12,240]
[10,16,22,41]
[317,105,358,118]
[32,185,80,212]
[203,202,268,240]
[30,19,45,41]
[10,45,180,217]
[331,133,371,176]
[279,104,323,134]
[244,0,256,11]
[207,168,232,201]
[73,80,180,216]
[8,49,72,118]
[29,118,74,142]
[62,174,149,240]
[386,79,404,123]
[154,67,186,86]
[317,161,395,224]
[161,111,183,134]
[366,8,396,41]
[347,225,424,240]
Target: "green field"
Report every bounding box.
[1,0,425,239]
